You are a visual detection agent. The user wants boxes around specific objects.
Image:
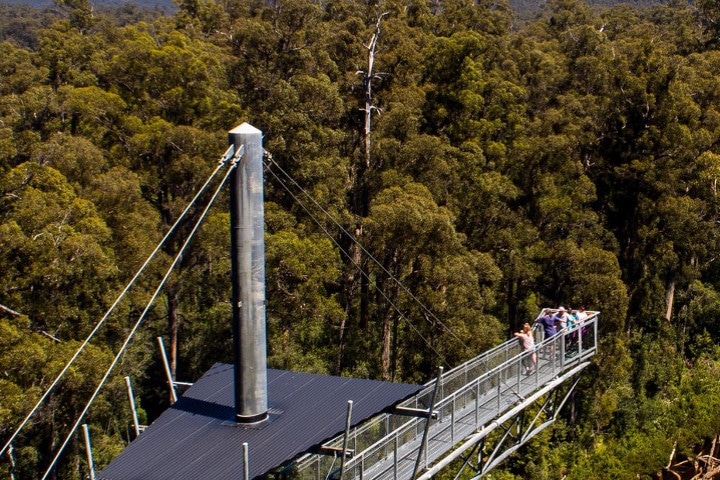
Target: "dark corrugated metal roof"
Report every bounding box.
[98,364,423,480]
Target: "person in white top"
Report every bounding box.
[552,306,569,331]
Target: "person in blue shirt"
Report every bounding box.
[566,308,580,355]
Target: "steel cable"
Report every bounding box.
[39,149,240,479]
[264,153,476,357]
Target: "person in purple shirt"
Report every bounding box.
[535,311,557,339]
[535,310,557,358]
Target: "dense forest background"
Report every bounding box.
[1,0,720,478]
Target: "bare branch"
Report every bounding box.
[0,304,22,317]
[41,331,62,343]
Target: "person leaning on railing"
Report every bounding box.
[514,323,537,375]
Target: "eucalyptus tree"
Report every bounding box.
[54,19,245,386]
[211,0,375,375]
[364,182,502,381]
[589,7,720,330]
[0,159,133,478]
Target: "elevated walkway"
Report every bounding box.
[291,310,599,480]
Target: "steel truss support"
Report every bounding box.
[452,372,585,480]
[416,362,591,480]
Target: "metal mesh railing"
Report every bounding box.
[290,311,599,480]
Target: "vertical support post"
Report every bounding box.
[594,315,598,351]
[578,320,584,356]
[157,336,177,404]
[125,376,141,437]
[394,431,399,480]
[82,424,96,480]
[384,415,390,457]
[475,381,480,428]
[339,400,354,480]
[229,123,268,423]
[412,366,443,480]
[451,396,456,446]
[243,442,250,480]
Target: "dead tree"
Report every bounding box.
[359,12,388,169]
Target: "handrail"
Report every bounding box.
[312,319,535,456]
[321,308,565,448]
[291,311,599,480]
[341,314,599,480]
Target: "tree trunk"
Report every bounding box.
[664,271,675,322]
[167,284,179,380]
[391,314,399,382]
[381,307,392,381]
[336,226,363,374]
[335,314,347,375]
[506,275,519,336]
[362,14,386,169]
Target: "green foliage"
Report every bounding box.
[265,230,345,373]
[1,0,720,477]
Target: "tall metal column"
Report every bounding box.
[229,123,268,423]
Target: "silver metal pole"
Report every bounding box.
[157,336,177,403]
[229,123,268,423]
[394,431,399,480]
[339,400,354,480]
[82,424,96,480]
[125,376,141,437]
[412,366,443,479]
[243,442,250,480]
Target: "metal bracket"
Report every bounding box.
[318,445,355,458]
[393,407,439,420]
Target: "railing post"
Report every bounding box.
[475,381,480,429]
[339,400,353,480]
[361,451,365,480]
[451,395,456,446]
[594,315,598,350]
[385,415,390,458]
[411,366,443,480]
[82,424,96,480]
[394,430,399,480]
[578,321,584,357]
[243,442,249,480]
[157,336,177,403]
[516,353,521,386]
[125,376,141,437]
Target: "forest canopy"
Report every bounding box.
[1,0,720,478]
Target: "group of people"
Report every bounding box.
[513,306,589,375]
